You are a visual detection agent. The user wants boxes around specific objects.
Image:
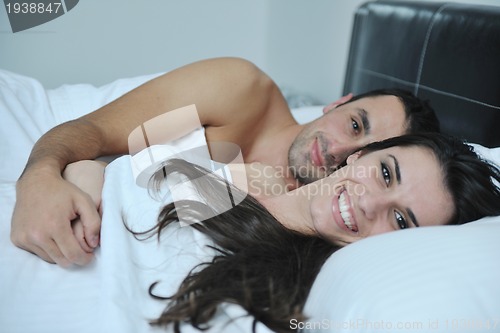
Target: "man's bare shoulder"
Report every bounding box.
[195,57,286,124]
[198,57,294,136]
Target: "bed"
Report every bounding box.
[1,1,500,332]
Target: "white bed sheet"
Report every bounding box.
[0,70,272,333]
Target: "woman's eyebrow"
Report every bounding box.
[406,208,420,228]
[388,154,420,227]
[388,154,401,184]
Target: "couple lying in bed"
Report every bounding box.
[11,57,500,332]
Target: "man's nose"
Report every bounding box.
[328,140,361,166]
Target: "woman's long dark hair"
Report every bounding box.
[361,133,500,224]
[130,159,339,333]
[131,133,500,332]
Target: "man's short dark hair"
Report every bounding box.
[347,88,440,134]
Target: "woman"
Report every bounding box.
[64,132,500,332]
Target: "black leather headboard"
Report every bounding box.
[343,0,500,147]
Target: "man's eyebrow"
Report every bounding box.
[388,154,401,184]
[406,208,420,228]
[357,108,371,135]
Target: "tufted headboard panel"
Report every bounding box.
[343,0,500,147]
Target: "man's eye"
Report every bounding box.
[381,162,391,186]
[395,211,408,229]
[351,119,360,133]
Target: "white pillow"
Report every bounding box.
[303,141,500,332]
[471,143,500,167]
[303,217,500,332]
[293,107,500,332]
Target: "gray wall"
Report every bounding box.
[1,0,499,104]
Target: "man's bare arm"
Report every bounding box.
[11,120,105,267]
[11,57,276,266]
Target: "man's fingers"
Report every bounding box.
[71,219,94,253]
[12,217,94,266]
[32,242,72,267]
[12,234,72,267]
[12,169,101,266]
[53,223,95,266]
[74,195,102,249]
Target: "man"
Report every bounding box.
[10,57,439,267]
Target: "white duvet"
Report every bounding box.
[0,69,271,333]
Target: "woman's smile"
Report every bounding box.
[335,188,359,233]
[329,185,359,235]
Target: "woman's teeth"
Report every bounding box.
[339,191,357,232]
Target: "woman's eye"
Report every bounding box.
[351,119,360,133]
[381,163,391,186]
[395,211,408,229]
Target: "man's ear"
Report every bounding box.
[322,93,354,114]
[346,150,362,165]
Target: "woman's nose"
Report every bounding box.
[358,189,389,221]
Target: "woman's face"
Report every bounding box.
[305,145,455,245]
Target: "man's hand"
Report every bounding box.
[11,166,101,267]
